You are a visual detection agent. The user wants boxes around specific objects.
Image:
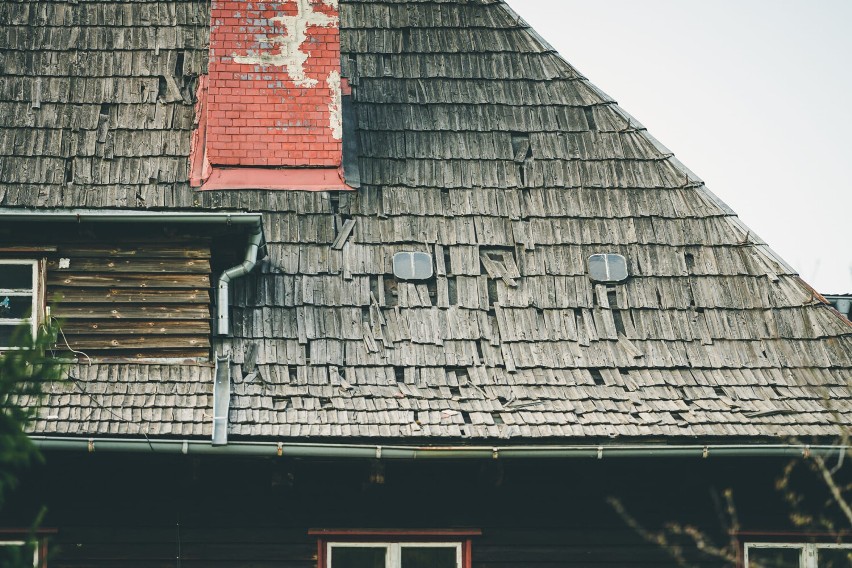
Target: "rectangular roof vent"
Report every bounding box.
[588,253,629,283]
[393,252,433,280]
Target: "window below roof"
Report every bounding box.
[0,259,40,350]
[744,542,850,568]
[329,543,460,568]
[313,530,478,568]
[0,534,45,567]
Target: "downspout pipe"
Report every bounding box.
[211,353,231,446]
[28,437,849,460]
[217,223,264,335]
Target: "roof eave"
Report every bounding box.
[29,436,849,460]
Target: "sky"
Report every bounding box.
[504,0,852,293]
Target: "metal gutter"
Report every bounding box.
[0,209,264,226]
[28,437,849,460]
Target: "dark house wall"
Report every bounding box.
[4,452,844,567]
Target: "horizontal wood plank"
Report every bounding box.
[46,258,210,274]
[55,244,211,259]
[59,350,210,361]
[52,288,210,304]
[59,320,210,336]
[60,334,210,349]
[51,305,211,320]
[47,273,211,288]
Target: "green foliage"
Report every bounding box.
[0,321,65,507]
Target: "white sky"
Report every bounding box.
[504,0,852,293]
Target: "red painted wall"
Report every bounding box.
[208,0,343,167]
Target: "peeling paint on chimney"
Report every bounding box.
[327,70,342,140]
[232,0,338,88]
[207,0,344,167]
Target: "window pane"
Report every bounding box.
[0,296,33,319]
[0,265,33,290]
[748,547,802,568]
[818,547,851,568]
[332,547,386,568]
[401,547,456,568]
[0,325,15,346]
[0,541,35,568]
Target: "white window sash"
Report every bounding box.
[327,541,462,568]
[0,259,39,346]
[744,542,851,568]
[0,539,39,568]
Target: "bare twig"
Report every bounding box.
[606,496,697,568]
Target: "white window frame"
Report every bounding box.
[0,259,40,349]
[0,539,40,568]
[327,541,462,568]
[744,542,852,568]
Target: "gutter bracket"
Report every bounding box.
[597,446,603,459]
[88,438,94,453]
[375,445,382,459]
[492,447,499,460]
[702,446,709,459]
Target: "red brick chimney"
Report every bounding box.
[191,0,352,190]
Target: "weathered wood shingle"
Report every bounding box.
[1,0,849,441]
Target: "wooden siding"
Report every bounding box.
[4,455,839,568]
[46,240,212,360]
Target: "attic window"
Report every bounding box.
[587,254,628,283]
[0,260,39,349]
[393,252,433,281]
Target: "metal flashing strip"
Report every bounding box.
[29,437,849,460]
[197,167,355,192]
[0,209,265,225]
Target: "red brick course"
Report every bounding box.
[207,0,343,167]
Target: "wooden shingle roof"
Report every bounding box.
[3,0,850,442]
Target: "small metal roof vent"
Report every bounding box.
[588,253,629,283]
[393,251,433,280]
